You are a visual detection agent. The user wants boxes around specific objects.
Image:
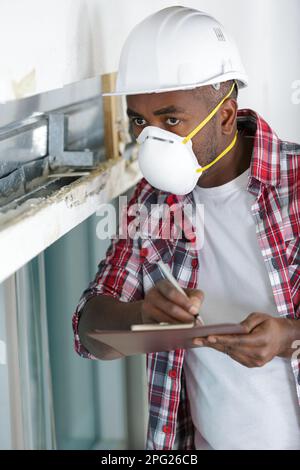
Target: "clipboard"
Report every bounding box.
[87,322,245,359]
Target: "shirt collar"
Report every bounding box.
[237,108,281,191]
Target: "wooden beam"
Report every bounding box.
[102,73,120,160]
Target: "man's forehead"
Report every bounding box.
[126,88,205,113]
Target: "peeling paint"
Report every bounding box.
[12,69,36,100]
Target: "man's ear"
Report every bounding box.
[220,99,238,135]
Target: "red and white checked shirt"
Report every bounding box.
[72,109,300,450]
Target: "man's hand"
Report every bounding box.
[141,279,204,324]
[193,312,300,367]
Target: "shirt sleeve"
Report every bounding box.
[72,180,147,359]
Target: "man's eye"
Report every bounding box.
[166,117,180,126]
[133,118,146,126]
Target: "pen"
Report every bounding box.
[157,260,204,326]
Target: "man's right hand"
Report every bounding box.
[141,279,204,324]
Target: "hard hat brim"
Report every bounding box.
[102,72,248,96]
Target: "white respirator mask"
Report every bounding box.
[136,82,238,195]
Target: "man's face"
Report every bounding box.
[126,88,219,169]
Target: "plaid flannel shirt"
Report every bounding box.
[72,109,300,450]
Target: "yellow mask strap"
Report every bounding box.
[182,81,236,145]
[195,130,238,173]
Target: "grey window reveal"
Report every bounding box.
[0,78,105,210]
[0,77,141,284]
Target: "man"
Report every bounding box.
[72,6,300,449]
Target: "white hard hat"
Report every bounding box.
[103,6,248,96]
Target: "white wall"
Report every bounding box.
[0,0,94,102]
[0,0,299,141]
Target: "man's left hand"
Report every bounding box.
[193,312,299,367]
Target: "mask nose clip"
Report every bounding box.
[146,135,174,144]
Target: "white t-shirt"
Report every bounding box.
[183,169,300,450]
